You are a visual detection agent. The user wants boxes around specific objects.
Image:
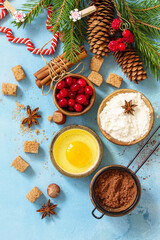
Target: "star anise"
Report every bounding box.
[36,199,57,219]
[122,100,137,115]
[22,105,41,128]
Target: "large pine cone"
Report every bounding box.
[87,0,114,58]
[113,48,147,83]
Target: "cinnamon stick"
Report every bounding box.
[35,48,87,88]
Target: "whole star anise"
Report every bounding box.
[36,199,57,219]
[22,105,41,128]
[122,100,137,115]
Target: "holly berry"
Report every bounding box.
[68,91,76,99]
[68,99,75,107]
[122,29,131,38]
[58,98,67,108]
[74,103,83,112]
[111,18,121,30]
[77,87,84,94]
[70,83,80,92]
[77,78,87,87]
[85,86,93,96]
[57,80,66,90]
[56,93,62,100]
[65,76,73,86]
[118,43,126,51]
[59,88,68,98]
[108,40,119,52]
[76,94,87,104]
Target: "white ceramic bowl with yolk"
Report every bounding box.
[50,125,103,178]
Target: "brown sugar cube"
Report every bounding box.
[26,187,42,203]
[53,111,66,125]
[106,73,123,88]
[11,156,29,173]
[11,65,26,81]
[88,71,103,87]
[2,83,17,96]
[90,56,104,72]
[24,141,39,154]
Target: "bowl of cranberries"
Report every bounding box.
[53,74,96,116]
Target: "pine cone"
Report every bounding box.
[113,48,147,83]
[87,0,114,58]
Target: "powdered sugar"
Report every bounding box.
[99,93,151,142]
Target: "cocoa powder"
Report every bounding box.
[94,169,137,211]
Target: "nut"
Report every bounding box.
[53,111,66,125]
[47,184,60,198]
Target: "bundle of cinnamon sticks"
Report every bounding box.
[34,46,88,88]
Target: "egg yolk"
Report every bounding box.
[66,141,92,168]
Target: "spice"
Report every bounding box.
[36,199,57,219]
[122,100,137,115]
[22,105,41,128]
[99,92,151,142]
[94,169,137,210]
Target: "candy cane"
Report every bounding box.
[0,0,59,55]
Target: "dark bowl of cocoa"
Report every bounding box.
[90,165,141,219]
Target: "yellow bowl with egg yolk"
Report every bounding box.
[50,125,103,178]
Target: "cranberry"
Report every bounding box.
[77,78,87,87]
[76,94,87,104]
[77,87,84,94]
[59,88,68,98]
[83,99,89,107]
[84,86,93,96]
[72,78,77,84]
[68,106,74,112]
[68,99,75,107]
[58,98,67,108]
[56,93,62,100]
[65,76,73,86]
[70,83,80,92]
[68,91,76,99]
[85,93,91,99]
[57,80,66,90]
[74,103,83,112]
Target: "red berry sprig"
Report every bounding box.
[56,77,93,112]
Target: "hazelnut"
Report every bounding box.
[47,183,60,198]
[53,111,66,125]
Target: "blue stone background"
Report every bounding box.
[0,1,160,239]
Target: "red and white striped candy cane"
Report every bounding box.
[0,0,59,55]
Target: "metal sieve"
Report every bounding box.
[90,125,160,219]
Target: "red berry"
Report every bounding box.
[111,18,121,30]
[65,76,73,86]
[68,91,76,99]
[77,87,84,94]
[70,83,80,92]
[68,106,74,112]
[68,99,75,107]
[56,93,62,100]
[85,94,91,100]
[83,99,89,107]
[59,88,68,98]
[108,40,119,52]
[122,30,131,38]
[72,78,77,84]
[77,78,87,87]
[85,86,93,96]
[74,103,83,112]
[118,43,126,51]
[58,98,67,108]
[76,94,87,104]
[122,34,134,44]
[57,80,66,90]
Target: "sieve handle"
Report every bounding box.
[92,207,104,219]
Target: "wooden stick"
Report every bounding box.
[35,49,87,88]
[4,1,16,16]
[81,6,97,18]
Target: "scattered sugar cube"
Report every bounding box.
[2,83,17,96]
[11,65,26,81]
[90,55,104,72]
[26,187,42,203]
[11,156,29,173]
[24,141,39,154]
[106,73,123,88]
[88,71,103,87]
